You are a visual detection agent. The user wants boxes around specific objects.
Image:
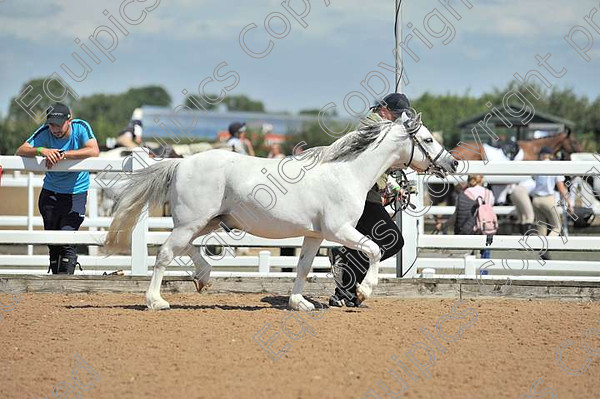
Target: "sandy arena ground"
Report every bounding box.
[1,292,599,399]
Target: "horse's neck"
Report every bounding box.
[521,134,561,151]
[537,135,561,146]
[344,126,406,191]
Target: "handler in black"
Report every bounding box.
[329,93,410,307]
[16,103,100,274]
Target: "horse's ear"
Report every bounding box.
[566,127,572,137]
[416,113,422,125]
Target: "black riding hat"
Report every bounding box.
[371,93,411,115]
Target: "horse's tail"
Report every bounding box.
[104,160,182,254]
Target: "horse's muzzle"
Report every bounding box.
[434,156,458,177]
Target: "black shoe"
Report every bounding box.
[329,293,364,308]
[58,254,82,274]
[329,248,344,268]
[48,259,59,274]
[329,294,344,307]
[520,223,534,235]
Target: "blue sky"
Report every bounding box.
[1,0,600,118]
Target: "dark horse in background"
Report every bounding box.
[428,130,583,207]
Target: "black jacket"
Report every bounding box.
[454,191,478,235]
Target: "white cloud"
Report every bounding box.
[1,0,597,45]
[457,0,593,39]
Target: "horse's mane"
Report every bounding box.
[322,122,392,162]
[297,116,421,164]
[311,118,416,163]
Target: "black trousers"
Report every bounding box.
[334,201,403,300]
[38,189,87,263]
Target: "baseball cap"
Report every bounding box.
[228,121,246,135]
[372,93,411,114]
[46,103,71,125]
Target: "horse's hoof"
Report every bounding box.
[356,283,372,302]
[193,279,211,293]
[147,299,170,310]
[299,300,315,312]
[289,294,314,311]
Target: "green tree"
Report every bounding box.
[3,78,172,153]
[298,109,322,116]
[184,93,264,113]
[7,77,77,124]
[223,94,265,112]
[73,85,171,146]
[184,94,218,111]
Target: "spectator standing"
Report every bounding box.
[453,175,496,258]
[116,119,143,148]
[15,103,100,274]
[227,122,255,155]
[531,147,573,236]
[267,144,285,159]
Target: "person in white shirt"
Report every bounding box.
[116,119,143,148]
[227,122,255,156]
[226,122,246,154]
[482,137,535,234]
[531,147,573,236]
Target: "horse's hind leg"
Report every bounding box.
[146,224,198,310]
[289,237,323,311]
[189,217,223,292]
[191,249,212,292]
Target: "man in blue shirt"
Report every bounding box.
[16,103,100,274]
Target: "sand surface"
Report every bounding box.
[1,292,599,398]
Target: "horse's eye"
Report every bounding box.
[425,138,433,144]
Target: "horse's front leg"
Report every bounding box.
[289,237,323,311]
[329,225,382,303]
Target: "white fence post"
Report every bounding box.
[464,254,476,278]
[400,173,420,278]
[131,205,149,276]
[27,172,34,256]
[129,148,151,276]
[258,250,271,274]
[88,186,98,256]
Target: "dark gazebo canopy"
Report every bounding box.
[457,104,575,140]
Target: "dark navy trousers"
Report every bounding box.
[38,188,87,261]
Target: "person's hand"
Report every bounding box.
[42,148,65,169]
[398,187,409,200]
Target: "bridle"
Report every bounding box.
[551,132,579,160]
[402,119,448,177]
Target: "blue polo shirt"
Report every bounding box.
[26,119,96,194]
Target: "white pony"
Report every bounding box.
[104,115,457,310]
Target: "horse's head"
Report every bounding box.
[397,113,457,177]
[554,128,583,159]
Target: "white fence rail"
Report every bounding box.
[1,153,599,280]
